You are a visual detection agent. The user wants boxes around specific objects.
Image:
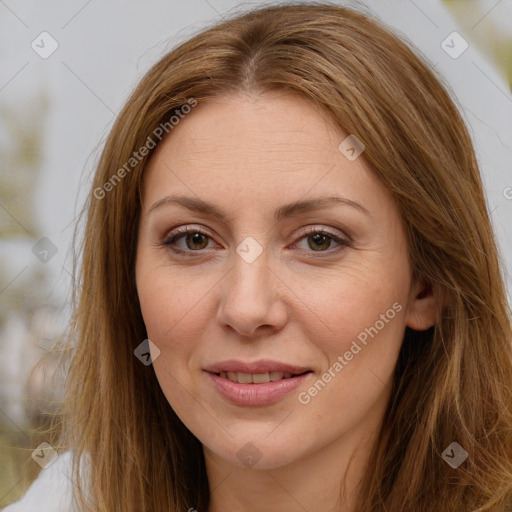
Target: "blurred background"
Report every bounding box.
[1,0,511,507]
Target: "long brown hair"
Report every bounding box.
[56,2,512,510]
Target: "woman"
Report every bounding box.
[5,2,512,511]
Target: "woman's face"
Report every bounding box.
[135,92,434,471]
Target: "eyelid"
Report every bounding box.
[298,225,351,243]
[163,224,213,240]
[162,225,217,253]
[290,225,351,254]
[161,224,351,256]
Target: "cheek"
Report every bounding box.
[135,254,216,399]
[138,282,209,364]
[135,260,209,422]
[317,292,406,392]
[136,250,212,344]
[305,259,410,358]
[299,300,406,430]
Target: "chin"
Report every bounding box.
[202,432,316,471]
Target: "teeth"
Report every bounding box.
[252,373,271,383]
[237,372,253,384]
[218,371,296,383]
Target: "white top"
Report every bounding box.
[2,451,75,512]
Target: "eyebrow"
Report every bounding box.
[147,194,371,222]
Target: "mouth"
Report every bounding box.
[203,360,314,406]
[213,370,312,384]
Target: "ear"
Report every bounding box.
[406,280,437,331]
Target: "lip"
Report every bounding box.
[203,359,313,406]
[203,359,311,375]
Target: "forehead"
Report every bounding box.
[153,92,342,164]
[141,92,390,218]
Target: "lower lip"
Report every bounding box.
[205,371,311,406]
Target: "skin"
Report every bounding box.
[135,91,437,512]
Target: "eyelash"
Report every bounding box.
[161,226,351,257]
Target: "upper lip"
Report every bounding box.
[204,359,312,375]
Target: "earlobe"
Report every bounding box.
[406,281,438,331]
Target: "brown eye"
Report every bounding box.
[163,227,213,254]
[307,233,333,251]
[184,232,209,250]
[294,228,350,254]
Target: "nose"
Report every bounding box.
[216,249,288,339]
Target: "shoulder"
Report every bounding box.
[2,450,76,512]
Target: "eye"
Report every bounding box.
[292,227,351,254]
[162,225,351,257]
[162,226,216,255]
